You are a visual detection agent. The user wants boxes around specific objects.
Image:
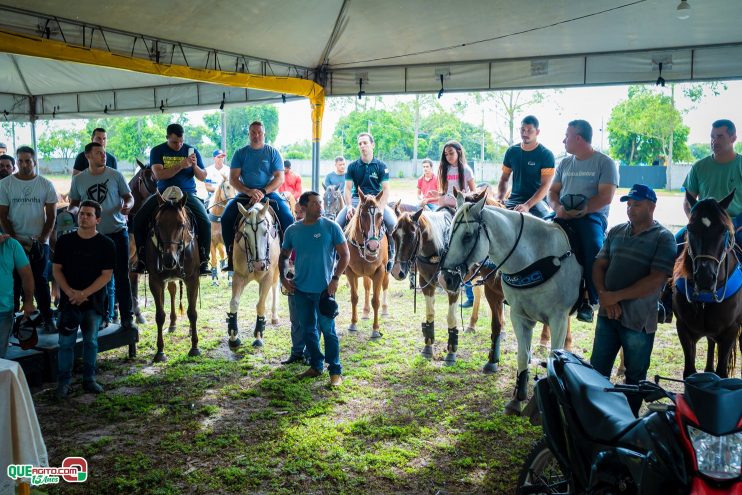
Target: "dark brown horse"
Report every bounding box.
[673,191,742,378]
[145,188,201,362]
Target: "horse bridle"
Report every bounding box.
[324,188,344,220]
[152,205,192,273]
[685,228,735,302]
[138,169,157,196]
[347,203,386,262]
[238,207,277,272]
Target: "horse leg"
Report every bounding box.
[252,276,273,347]
[421,289,435,359]
[715,329,738,378]
[483,283,504,374]
[381,271,389,316]
[369,271,383,339]
[539,324,550,347]
[444,292,459,365]
[466,284,482,333]
[166,281,177,333]
[564,319,573,352]
[676,320,698,378]
[705,338,715,373]
[186,279,200,357]
[210,241,219,286]
[227,275,248,348]
[347,273,359,332]
[270,272,280,325]
[505,314,536,416]
[362,276,371,320]
[149,280,167,363]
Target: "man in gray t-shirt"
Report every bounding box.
[590,184,676,416]
[548,120,618,322]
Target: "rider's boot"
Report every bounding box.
[198,248,210,276]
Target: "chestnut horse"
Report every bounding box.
[673,191,742,378]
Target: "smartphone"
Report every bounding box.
[188,148,195,157]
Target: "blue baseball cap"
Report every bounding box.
[620,184,657,203]
[213,149,226,157]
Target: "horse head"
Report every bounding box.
[390,208,426,280]
[135,159,157,197]
[682,190,735,293]
[439,190,489,292]
[237,201,277,273]
[352,190,385,260]
[323,185,344,220]
[153,190,191,272]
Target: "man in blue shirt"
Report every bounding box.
[131,123,211,275]
[280,191,349,387]
[220,121,294,271]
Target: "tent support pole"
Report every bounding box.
[311,141,320,191]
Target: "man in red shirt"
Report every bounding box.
[278,160,302,201]
[417,158,438,208]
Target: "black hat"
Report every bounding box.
[560,193,587,211]
[13,310,41,350]
[319,290,339,319]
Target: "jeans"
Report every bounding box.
[505,199,551,219]
[103,229,133,320]
[57,308,103,384]
[0,312,13,359]
[292,290,341,375]
[221,193,294,253]
[563,213,607,304]
[590,316,656,416]
[14,242,52,318]
[133,192,211,264]
[287,294,308,358]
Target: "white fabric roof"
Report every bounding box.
[2,0,742,120]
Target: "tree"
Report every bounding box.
[690,143,711,161]
[333,107,414,160]
[490,90,546,147]
[37,126,87,172]
[281,140,312,159]
[203,105,279,158]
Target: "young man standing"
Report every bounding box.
[204,149,228,200]
[324,156,346,190]
[417,158,438,208]
[0,155,14,180]
[280,191,349,386]
[278,160,303,201]
[0,233,34,358]
[53,200,115,398]
[73,128,117,174]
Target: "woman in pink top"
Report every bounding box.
[436,140,476,208]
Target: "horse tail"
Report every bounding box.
[179,280,185,316]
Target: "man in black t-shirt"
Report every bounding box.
[72,128,118,175]
[497,115,555,218]
[52,200,115,398]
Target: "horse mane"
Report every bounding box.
[418,210,449,253]
[674,198,735,281]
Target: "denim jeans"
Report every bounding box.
[292,290,341,375]
[287,294,308,358]
[13,242,52,318]
[564,213,607,304]
[57,308,103,384]
[221,193,295,252]
[505,199,551,219]
[590,316,656,416]
[0,312,13,359]
[103,229,133,320]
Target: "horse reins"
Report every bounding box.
[685,229,736,303]
[237,207,277,272]
[347,204,387,263]
[152,205,193,274]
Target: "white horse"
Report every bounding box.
[440,192,581,414]
[226,202,281,348]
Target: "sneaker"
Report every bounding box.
[82,381,104,394]
[330,374,343,387]
[56,382,72,399]
[576,302,594,323]
[459,299,474,309]
[281,354,305,365]
[298,368,322,379]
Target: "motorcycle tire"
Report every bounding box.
[515,437,572,495]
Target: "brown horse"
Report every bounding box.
[345,190,388,339]
[207,178,236,284]
[146,188,201,362]
[673,191,742,378]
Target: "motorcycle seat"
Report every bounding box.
[563,361,638,443]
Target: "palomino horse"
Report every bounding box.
[145,187,201,362]
[673,191,742,378]
[226,201,281,348]
[440,191,582,414]
[207,178,236,284]
[322,185,345,221]
[345,190,389,339]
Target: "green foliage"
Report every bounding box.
[281,139,312,159]
[690,143,711,161]
[36,125,87,168]
[607,86,691,165]
[202,105,279,158]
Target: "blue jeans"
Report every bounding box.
[292,290,341,375]
[505,199,551,219]
[221,193,294,252]
[103,229,133,320]
[564,213,607,304]
[57,308,103,384]
[0,312,13,359]
[590,316,655,415]
[287,294,308,358]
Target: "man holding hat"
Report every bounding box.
[590,183,676,416]
[279,191,349,387]
[205,149,228,200]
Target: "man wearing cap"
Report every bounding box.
[0,154,14,180]
[0,143,7,155]
[204,149,228,201]
[548,119,618,323]
[590,184,676,416]
[279,191,349,387]
[278,160,302,201]
[73,128,118,175]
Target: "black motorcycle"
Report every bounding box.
[516,349,742,494]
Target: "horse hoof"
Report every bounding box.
[504,399,523,416]
[135,314,146,324]
[228,338,242,348]
[444,353,457,365]
[153,352,167,363]
[370,331,382,340]
[348,324,358,332]
[361,312,370,320]
[464,326,476,334]
[482,362,499,374]
[228,281,232,287]
[168,325,176,334]
[211,280,219,287]
[421,346,433,359]
[188,348,201,357]
[381,308,389,317]
[271,318,279,326]
[252,339,264,348]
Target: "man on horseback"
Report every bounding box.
[324,156,346,190]
[497,115,555,218]
[220,121,294,272]
[590,184,676,416]
[131,123,211,275]
[336,132,396,272]
[548,120,618,323]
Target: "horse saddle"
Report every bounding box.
[552,218,585,267]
